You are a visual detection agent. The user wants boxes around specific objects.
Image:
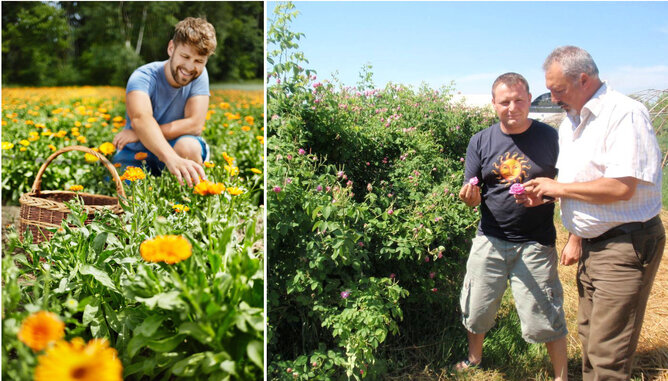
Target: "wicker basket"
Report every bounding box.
[19,145,126,244]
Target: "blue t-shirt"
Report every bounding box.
[123,60,209,152]
[464,120,559,245]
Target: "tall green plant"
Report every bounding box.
[267,2,494,379]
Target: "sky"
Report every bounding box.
[267,1,668,103]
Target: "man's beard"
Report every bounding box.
[170,60,198,86]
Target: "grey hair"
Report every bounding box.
[491,72,530,98]
[543,46,599,80]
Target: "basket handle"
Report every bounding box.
[31,145,127,199]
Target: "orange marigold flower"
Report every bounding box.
[203,161,215,168]
[134,152,148,161]
[69,185,83,192]
[17,311,65,352]
[140,235,192,264]
[221,152,235,166]
[113,163,121,168]
[34,338,123,381]
[193,180,226,196]
[112,116,124,123]
[119,166,145,182]
[241,126,251,132]
[99,142,115,155]
[244,115,254,125]
[256,136,264,144]
[48,144,57,151]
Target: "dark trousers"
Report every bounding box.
[577,216,665,380]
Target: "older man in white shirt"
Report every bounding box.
[520,46,664,380]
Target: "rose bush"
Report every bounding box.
[267,3,496,379]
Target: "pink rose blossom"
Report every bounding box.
[390,273,396,279]
[468,177,479,186]
[273,186,281,193]
[298,148,306,155]
[509,183,525,195]
[340,291,350,299]
[387,209,394,215]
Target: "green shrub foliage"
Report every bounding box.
[267,3,497,379]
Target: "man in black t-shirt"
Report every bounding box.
[455,73,568,381]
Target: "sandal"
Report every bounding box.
[453,359,480,372]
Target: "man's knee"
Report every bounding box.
[173,137,203,163]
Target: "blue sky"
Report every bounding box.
[267,1,668,100]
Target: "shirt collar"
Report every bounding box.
[581,81,608,118]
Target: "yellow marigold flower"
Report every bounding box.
[17,311,65,352]
[134,152,148,161]
[2,142,14,150]
[203,161,215,168]
[256,136,264,144]
[71,131,80,137]
[140,235,192,264]
[250,168,262,174]
[74,121,82,127]
[69,185,83,192]
[19,139,30,146]
[172,204,190,213]
[224,165,239,176]
[34,338,123,381]
[222,152,235,166]
[48,144,57,151]
[112,116,124,123]
[193,180,226,196]
[20,147,27,152]
[26,120,34,125]
[219,102,230,109]
[119,166,145,182]
[99,142,115,155]
[76,136,87,144]
[1,120,6,126]
[227,187,243,196]
[84,153,99,163]
[87,117,97,123]
[241,126,251,132]
[244,115,254,125]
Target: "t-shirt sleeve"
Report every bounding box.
[126,67,153,95]
[189,68,210,97]
[464,133,482,185]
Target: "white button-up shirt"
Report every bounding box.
[556,83,662,238]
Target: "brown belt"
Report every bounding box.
[584,215,662,244]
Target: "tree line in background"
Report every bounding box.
[2,1,263,87]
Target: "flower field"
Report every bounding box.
[1,87,264,380]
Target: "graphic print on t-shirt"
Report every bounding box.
[492,151,530,185]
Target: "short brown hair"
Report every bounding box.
[173,17,217,57]
[492,72,530,99]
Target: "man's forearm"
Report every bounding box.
[159,117,204,140]
[555,177,638,204]
[131,115,179,162]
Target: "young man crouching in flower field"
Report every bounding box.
[456,73,568,380]
[112,17,216,187]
